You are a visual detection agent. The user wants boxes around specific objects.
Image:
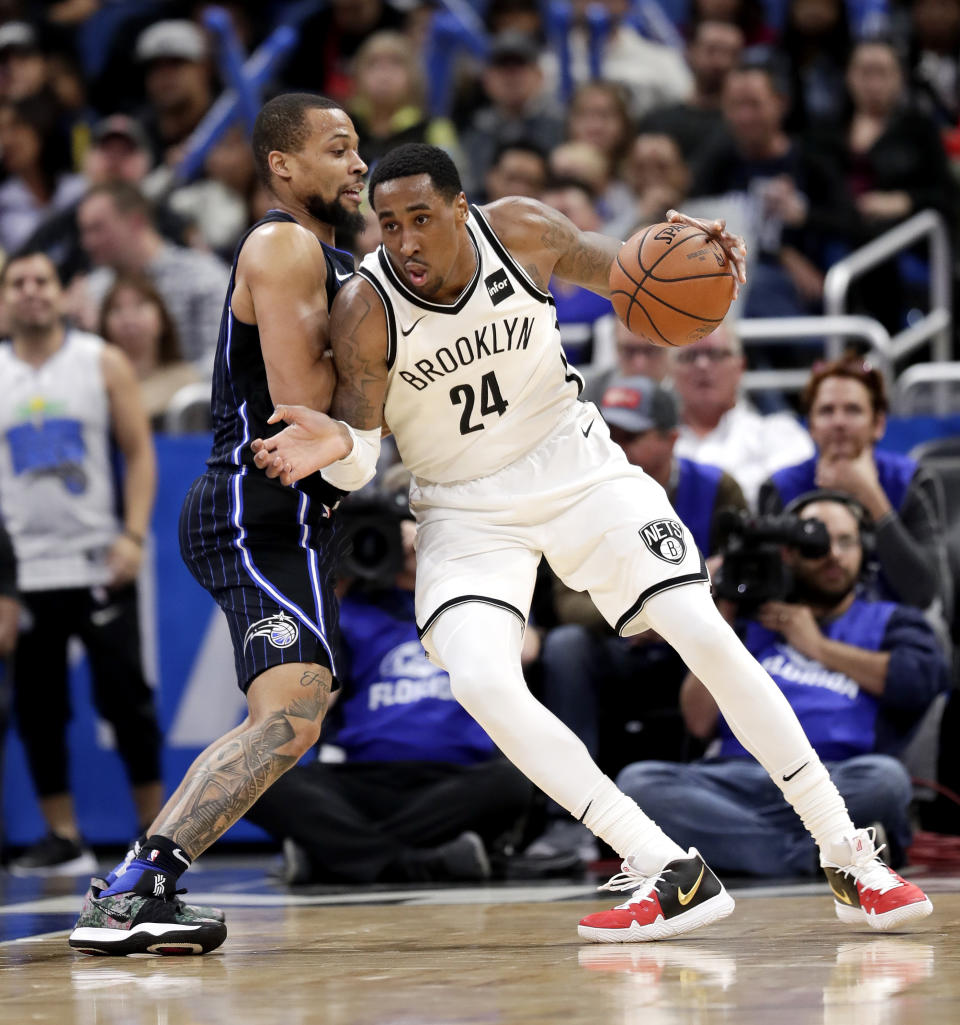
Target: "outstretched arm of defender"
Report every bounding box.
[251,277,389,487]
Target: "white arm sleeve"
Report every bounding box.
[320,423,382,492]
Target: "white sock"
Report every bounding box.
[644,585,856,859]
[429,604,685,870]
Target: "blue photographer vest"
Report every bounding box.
[673,457,723,555]
[715,597,896,761]
[769,450,916,513]
[331,588,495,763]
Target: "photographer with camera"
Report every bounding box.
[758,355,951,630]
[529,375,748,862]
[616,492,948,876]
[243,468,536,884]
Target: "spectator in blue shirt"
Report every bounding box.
[617,492,949,875]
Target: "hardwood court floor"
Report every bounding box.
[1,865,959,1025]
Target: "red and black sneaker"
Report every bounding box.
[823,829,933,931]
[578,848,735,943]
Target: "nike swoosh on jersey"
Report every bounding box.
[400,315,427,337]
[334,269,353,283]
[581,420,595,438]
[90,606,122,627]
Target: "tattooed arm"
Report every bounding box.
[482,196,622,297]
[251,277,389,486]
[482,198,748,298]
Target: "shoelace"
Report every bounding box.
[598,862,666,906]
[832,829,901,896]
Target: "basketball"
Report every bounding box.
[609,222,736,348]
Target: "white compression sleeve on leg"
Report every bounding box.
[429,602,684,866]
[643,584,855,852]
[320,424,381,492]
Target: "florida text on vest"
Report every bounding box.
[398,315,536,391]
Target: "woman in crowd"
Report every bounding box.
[99,274,199,431]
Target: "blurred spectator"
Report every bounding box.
[687,0,774,46]
[245,477,535,884]
[691,63,852,317]
[348,30,461,169]
[542,177,616,369]
[483,140,549,202]
[459,31,565,196]
[809,40,958,330]
[548,140,610,202]
[607,133,692,238]
[135,19,214,166]
[76,182,229,372]
[150,123,252,259]
[778,0,852,133]
[758,355,952,626]
[0,92,85,254]
[23,113,191,283]
[0,21,47,101]
[637,20,744,164]
[0,250,162,875]
[531,376,747,860]
[618,494,949,875]
[818,39,957,233]
[543,0,693,119]
[566,80,634,176]
[671,323,815,507]
[99,273,201,431]
[581,318,673,404]
[284,0,406,104]
[907,0,960,129]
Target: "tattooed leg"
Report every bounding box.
[149,663,332,859]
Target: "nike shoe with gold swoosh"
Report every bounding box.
[578,849,735,942]
[822,828,932,931]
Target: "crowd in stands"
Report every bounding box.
[1,0,959,874]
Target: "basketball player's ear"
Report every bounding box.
[455,192,469,222]
[268,149,292,184]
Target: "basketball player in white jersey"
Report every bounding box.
[253,144,932,940]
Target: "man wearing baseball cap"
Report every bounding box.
[135,19,213,164]
[529,375,748,862]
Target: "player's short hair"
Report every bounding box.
[252,92,343,187]
[368,144,463,208]
[802,352,888,417]
[0,247,61,286]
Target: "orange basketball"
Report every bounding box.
[609,222,736,348]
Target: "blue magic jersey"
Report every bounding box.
[207,209,354,505]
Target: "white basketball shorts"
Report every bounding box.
[411,401,710,665]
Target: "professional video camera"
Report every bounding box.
[713,508,830,612]
[338,488,410,585]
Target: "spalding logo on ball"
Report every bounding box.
[609,222,736,348]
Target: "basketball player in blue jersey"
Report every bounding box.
[254,143,933,943]
[69,93,367,957]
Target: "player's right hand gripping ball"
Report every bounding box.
[609,222,736,348]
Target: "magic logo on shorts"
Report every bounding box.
[243,612,300,651]
[639,519,686,564]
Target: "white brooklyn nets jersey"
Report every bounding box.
[357,205,583,484]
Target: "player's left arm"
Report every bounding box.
[102,344,157,585]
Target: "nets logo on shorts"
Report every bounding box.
[243,612,300,651]
[639,519,687,564]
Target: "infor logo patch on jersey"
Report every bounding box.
[639,519,686,564]
[484,268,515,306]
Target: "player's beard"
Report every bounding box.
[305,191,365,234]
